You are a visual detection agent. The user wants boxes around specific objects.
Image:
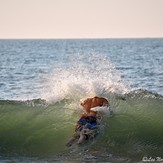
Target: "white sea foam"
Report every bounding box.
[41,52,131,103]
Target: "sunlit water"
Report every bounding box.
[0,39,163,162]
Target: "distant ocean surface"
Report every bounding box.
[0,39,163,162]
[0,39,163,100]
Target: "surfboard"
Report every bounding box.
[90,106,113,117]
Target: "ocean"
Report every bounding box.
[0,39,163,162]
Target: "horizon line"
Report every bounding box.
[0,37,163,40]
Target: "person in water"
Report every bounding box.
[66,96,109,146]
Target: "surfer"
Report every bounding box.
[66,96,109,147]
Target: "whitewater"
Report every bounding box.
[0,39,163,162]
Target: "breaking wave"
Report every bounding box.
[0,91,163,161]
[0,53,163,162]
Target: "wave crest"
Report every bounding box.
[41,53,130,103]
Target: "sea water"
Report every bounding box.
[0,39,163,162]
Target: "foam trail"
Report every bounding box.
[41,52,131,103]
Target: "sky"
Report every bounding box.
[0,0,163,39]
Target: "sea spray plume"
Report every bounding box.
[41,52,131,103]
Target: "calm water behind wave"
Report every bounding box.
[0,38,163,100]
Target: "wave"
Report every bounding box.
[0,90,163,161]
[1,53,163,161]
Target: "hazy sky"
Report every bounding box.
[0,0,163,38]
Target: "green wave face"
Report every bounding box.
[96,91,163,159]
[0,91,163,159]
[0,100,76,156]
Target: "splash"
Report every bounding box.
[41,52,131,103]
